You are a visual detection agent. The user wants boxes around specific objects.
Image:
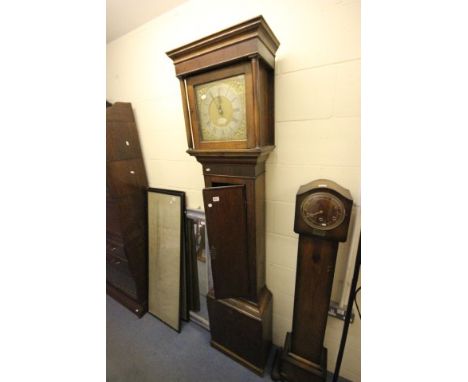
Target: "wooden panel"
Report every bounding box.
[258,60,275,146]
[166,16,280,76]
[107,159,147,198]
[106,102,135,122]
[106,120,142,161]
[106,198,122,237]
[203,185,249,299]
[279,333,327,382]
[106,102,148,316]
[203,174,262,302]
[254,174,266,297]
[291,236,339,363]
[179,79,193,148]
[207,289,272,374]
[106,240,126,262]
[115,193,147,241]
[106,254,138,300]
[106,283,146,317]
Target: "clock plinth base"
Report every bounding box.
[207,288,272,375]
[275,332,327,382]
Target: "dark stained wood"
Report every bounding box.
[251,57,261,146]
[202,166,271,375]
[254,173,266,295]
[203,185,249,299]
[276,180,353,381]
[166,16,279,77]
[106,120,143,161]
[207,288,272,375]
[258,60,275,146]
[279,333,327,382]
[187,145,274,165]
[291,236,339,362]
[167,17,278,153]
[203,174,264,302]
[107,159,148,198]
[106,198,123,237]
[178,79,193,148]
[106,102,148,317]
[106,282,146,318]
[294,179,353,242]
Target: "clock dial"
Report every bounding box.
[300,192,346,231]
[195,74,247,142]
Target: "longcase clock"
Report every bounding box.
[274,179,353,382]
[167,16,280,375]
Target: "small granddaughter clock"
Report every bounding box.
[275,179,353,382]
[167,17,280,374]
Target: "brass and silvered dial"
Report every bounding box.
[194,74,247,142]
[300,192,346,231]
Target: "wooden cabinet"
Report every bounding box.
[106,102,148,317]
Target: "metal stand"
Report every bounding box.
[332,234,361,382]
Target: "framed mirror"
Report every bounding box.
[147,188,185,332]
[185,209,213,330]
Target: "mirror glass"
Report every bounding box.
[186,209,213,329]
[148,189,184,332]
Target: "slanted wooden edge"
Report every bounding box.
[297,179,353,201]
[166,15,280,76]
[186,145,274,164]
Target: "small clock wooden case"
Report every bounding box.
[294,179,353,242]
[275,179,353,382]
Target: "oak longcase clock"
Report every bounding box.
[167,16,279,375]
[274,179,353,382]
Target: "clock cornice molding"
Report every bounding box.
[166,15,280,77]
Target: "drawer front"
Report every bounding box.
[107,120,142,161]
[107,159,148,198]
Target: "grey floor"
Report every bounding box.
[107,296,347,382]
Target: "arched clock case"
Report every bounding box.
[274,179,353,382]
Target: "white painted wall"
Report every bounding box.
[107,0,360,380]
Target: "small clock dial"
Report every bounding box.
[195,74,247,142]
[300,192,346,231]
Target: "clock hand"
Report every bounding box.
[217,96,224,116]
[306,210,324,218]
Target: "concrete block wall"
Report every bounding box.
[107,0,360,379]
